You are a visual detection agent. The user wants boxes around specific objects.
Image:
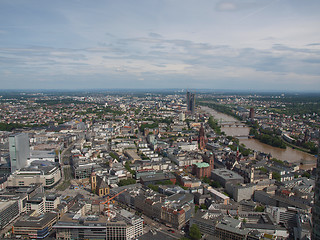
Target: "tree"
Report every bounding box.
[202,176,211,184]
[195,205,199,213]
[200,204,207,210]
[119,178,136,186]
[255,205,265,212]
[272,172,281,182]
[189,224,201,240]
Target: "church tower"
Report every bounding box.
[198,123,207,150]
[91,171,97,193]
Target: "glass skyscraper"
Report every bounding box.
[9,133,30,173]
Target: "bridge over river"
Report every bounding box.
[219,121,247,128]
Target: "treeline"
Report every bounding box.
[35,99,87,105]
[250,127,286,149]
[270,103,320,116]
[139,122,158,132]
[229,144,251,156]
[86,107,124,116]
[139,118,173,132]
[208,116,221,134]
[0,122,48,131]
[301,141,318,154]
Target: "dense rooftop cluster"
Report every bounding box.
[0,91,318,239]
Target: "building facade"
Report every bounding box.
[9,133,30,173]
[186,91,195,115]
[7,161,61,189]
[0,200,20,229]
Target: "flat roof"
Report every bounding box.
[211,169,243,180]
[0,200,16,209]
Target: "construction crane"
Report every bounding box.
[103,189,127,219]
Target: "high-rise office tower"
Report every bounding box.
[186,91,195,114]
[312,143,320,239]
[9,133,30,173]
[249,108,255,120]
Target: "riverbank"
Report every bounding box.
[200,102,314,155]
[201,106,317,168]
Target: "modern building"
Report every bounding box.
[190,211,219,237]
[9,133,30,173]
[225,183,254,202]
[54,209,143,240]
[26,193,61,214]
[207,188,230,205]
[13,210,57,239]
[211,169,244,188]
[186,91,195,114]
[106,209,143,240]
[0,200,20,229]
[7,161,61,189]
[312,146,320,239]
[140,172,176,185]
[249,108,255,120]
[214,216,249,240]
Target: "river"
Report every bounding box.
[201,106,317,170]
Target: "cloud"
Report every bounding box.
[216,2,237,11]
[1,33,320,91]
[306,43,320,47]
[149,32,162,38]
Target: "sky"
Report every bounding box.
[0,0,320,91]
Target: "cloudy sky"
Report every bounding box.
[1,0,320,91]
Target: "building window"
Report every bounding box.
[46,177,55,186]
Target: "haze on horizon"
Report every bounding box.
[0,0,320,91]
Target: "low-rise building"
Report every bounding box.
[215,216,249,240]
[7,161,61,189]
[211,169,244,188]
[13,210,57,239]
[207,188,230,205]
[0,200,20,229]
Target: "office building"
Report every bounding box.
[214,216,249,240]
[186,91,195,114]
[13,210,57,239]
[106,209,143,240]
[211,169,244,188]
[0,200,20,229]
[249,108,255,120]
[9,133,30,173]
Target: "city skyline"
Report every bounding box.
[1,0,320,91]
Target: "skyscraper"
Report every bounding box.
[249,107,255,120]
[312,143,320,239]
[9,133,30,173]
[186,91,195,114]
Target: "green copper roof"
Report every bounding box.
[194,162,210,168]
